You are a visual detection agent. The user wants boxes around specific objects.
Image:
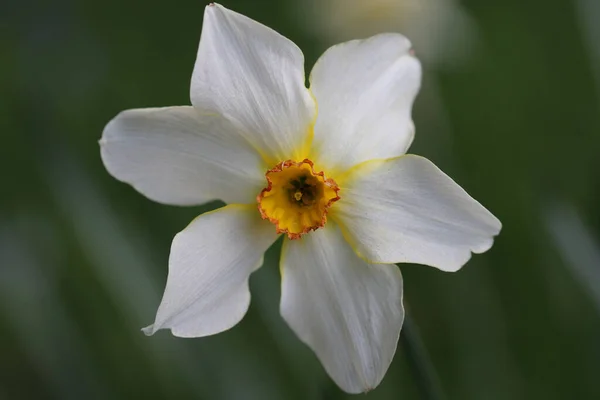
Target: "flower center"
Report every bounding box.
[257,159,340,239]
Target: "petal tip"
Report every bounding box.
[205,2,227,16]
[141,324,156,336]
[493,216,503,234]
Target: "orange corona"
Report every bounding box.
[257,159,340,239]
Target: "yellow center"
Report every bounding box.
[257,159,340,239]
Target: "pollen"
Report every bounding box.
[257,159,340,239]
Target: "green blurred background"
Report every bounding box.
[2,0,600,399]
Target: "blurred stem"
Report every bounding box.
[401,308,446,400]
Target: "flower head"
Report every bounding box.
[304,0,477,66]
[100,3,501,394]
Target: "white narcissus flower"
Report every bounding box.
[100,3,501,394]
[304,0,476,67]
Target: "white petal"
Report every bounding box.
[334,155,502,272]
[100,106,265,205]
[309,33,421,173]
[143,205,278,337]
[191,4,316,164]
[280,223,404,393]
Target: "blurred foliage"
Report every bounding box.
[2,0,600,399]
